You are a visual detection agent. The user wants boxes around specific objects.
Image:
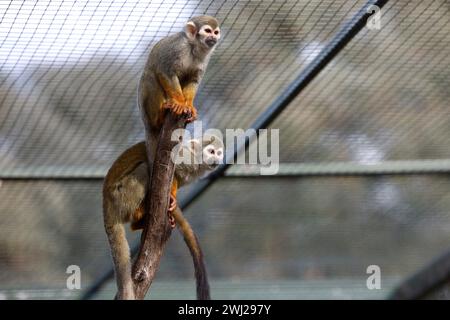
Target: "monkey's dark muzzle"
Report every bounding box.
[205,38,217,47]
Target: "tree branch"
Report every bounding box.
[131,112,186,299]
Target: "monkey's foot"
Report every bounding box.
[168,193,177,228]
[168,213,176,229]
[185,106,197,123]
[169,194,177,212]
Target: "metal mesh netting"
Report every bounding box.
[1,0,367,176]
[271,0,450,163]
[1,176,450,299]
[1,0,450,299]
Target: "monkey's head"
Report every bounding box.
[186,135,223,169]
[201,135,224,169]
[185,15,221,50]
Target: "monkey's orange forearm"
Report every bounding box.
[156,72,185,105]
[182,84,198,120]
[182,83,198,108]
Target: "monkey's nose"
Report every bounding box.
[205,38,217,47]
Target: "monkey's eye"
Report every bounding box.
[214,30,219,35]
[205,28,212,33]
[209,148,215,155]
[217,150,222,156]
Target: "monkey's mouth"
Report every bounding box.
[206,160,220,169]
[205,38,217,47]
[208,163,219,170]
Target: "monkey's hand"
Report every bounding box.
[163,101,197,123]
[186,105,197,123]
[168,193,177,228]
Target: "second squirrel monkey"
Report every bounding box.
[103,136,223,300]
[138,15,220,211]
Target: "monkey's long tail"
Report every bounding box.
[103,206,135,300]
[172,207,211,300]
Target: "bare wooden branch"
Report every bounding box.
[131,112,186,299]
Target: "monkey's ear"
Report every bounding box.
[202,135,217,145]
[185,21,197,40]
[204,134,224,149]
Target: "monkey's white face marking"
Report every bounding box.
[203,144,223,168]
[173,139,223,168]
[198,24,221,48]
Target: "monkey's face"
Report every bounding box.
[185,16,221,50]
[197,24,221,49]
[202,144,223,169]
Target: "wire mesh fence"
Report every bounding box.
[0,0,449,299]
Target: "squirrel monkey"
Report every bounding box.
[138,15,220,214]
[139,15,220,127]
[103,136,223,300]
